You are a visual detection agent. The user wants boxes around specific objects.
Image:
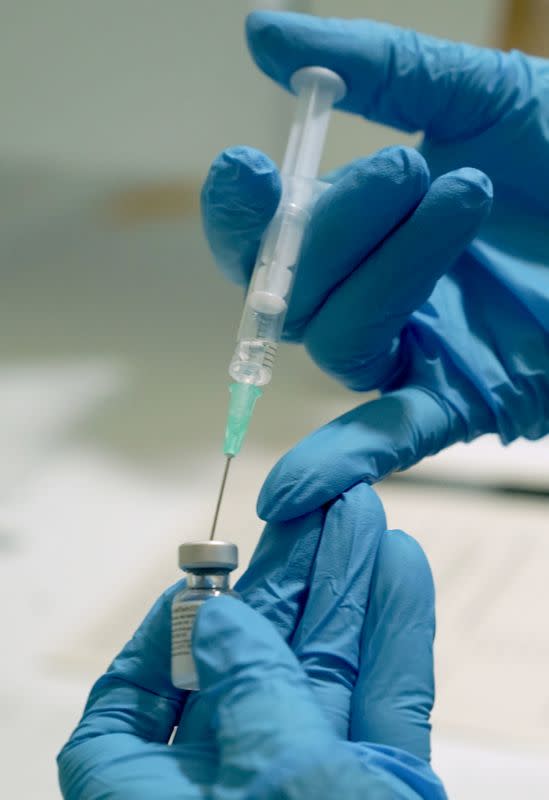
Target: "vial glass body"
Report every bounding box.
[171,572,238,691]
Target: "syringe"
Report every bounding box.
[222,66,346,460]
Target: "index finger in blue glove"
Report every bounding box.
[257,381,494,522]
[301,167,492,389]
[290,483,386,739]
[351,530,436,762]
[283,146,430,340]
[246,11,528,141]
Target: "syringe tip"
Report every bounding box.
[224,382,263,457]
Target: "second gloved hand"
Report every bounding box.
[58,484,444,799]
[202,11,549,521]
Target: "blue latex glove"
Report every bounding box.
[202,11,549,522]
[58,484,445,799]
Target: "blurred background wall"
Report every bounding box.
[0,2,548,798]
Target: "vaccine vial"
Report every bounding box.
[171,540,238,691]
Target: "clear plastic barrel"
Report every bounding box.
[229,175,326,386]
[227,67,345,388]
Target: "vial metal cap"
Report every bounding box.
[178,540,238,571]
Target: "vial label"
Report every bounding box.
[171,600,202,691]
[172,600,201,657]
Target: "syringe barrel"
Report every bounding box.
[228,66,346,389]
[229,176,327,386]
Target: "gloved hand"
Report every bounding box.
[58,484,445,799]
[202,11,549,522]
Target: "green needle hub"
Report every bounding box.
[223,382,263,457]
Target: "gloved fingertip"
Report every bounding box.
[343,481,387,531]
[245,10,280,45]
[435,167,493,213]
[245,11,293,88]
[202,145,280,207]
[201,145,281,284]
[220,145,280,177]
[379,145,430,187]
[341,146,430,202]
[257,465,334,522]
[376,530,435,613]
[460,166,493,196]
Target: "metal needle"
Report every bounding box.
[210,455,232,540]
